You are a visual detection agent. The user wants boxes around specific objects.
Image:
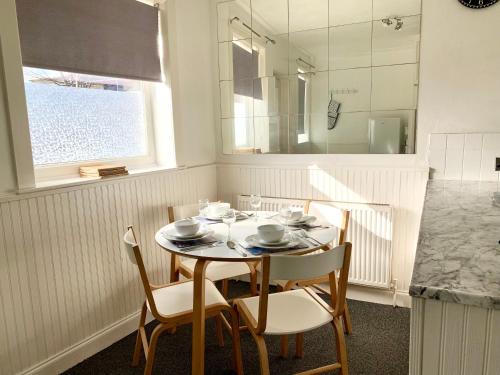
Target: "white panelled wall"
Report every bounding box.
[0,165,217,375]
[217,164,429,302]
[428,133,500,181]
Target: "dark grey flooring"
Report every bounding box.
[63,281,410,375]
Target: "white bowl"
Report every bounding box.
[206,202,230,218]
[174,219,200,236]
[280,207,303,221]
[257,224,285,243]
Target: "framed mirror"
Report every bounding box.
[216,0,422,154]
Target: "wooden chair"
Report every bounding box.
[123,226,243,375]
[276,201,352,358]
[233,243,352,375]
[168,204,258,297]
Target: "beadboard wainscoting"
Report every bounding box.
[0,165,217,375]
[217,164,429,305]
[410,298,500,375]
[428,133,500,181]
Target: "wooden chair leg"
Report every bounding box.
[132,302,147,366]
[251,332,270,375]
[295,333,304,358]
[280,335,289,358]
[229,308,244,375]
[222,279,229,298]
[332,318,349,375]
[342,303,353,335]
[144,324,167,375]
[215,314,225,347]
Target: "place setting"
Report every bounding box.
[275,206,331,232]
[161,217,223,252]
[196,199,252,223]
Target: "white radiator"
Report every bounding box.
[237,195,308,212]
[237,196,393,289]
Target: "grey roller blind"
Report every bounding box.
[15,0,162,82]
[232,43,262,99]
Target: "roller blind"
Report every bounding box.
[15,0,162,82]
[232,43,262,99]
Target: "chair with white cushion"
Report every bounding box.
[123,226,243,375]
[233,243,352,375]
[168,204,258,297]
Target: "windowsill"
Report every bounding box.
[16,164,187,195]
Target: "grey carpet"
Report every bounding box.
[62,281,410,375]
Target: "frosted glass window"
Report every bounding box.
[23,68,149,166]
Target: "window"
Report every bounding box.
[11,0,167,187]
[23,67,155,167]
[297,71,310,144]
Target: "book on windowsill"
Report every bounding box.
[79,164,129,178]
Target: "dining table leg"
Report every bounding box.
[192,259,209,375]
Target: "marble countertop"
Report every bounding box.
[409,180,500,310]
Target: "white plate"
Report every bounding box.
[245,234,301,249]
[258,237,290,247]
[202,212,249,222]
[163,226,213,241]
[278,215,316,226]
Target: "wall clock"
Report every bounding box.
[458,0,499,9]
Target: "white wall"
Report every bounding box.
[0,0,24,195]
[416,0,500,159]
[164,0,216,167]
[0,62,17,194]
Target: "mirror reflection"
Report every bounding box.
[217,0,421,154]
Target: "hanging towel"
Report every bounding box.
[328,94,341,130]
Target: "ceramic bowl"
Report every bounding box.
[257,224,285,243]
[280,207,303,221]
[174,218,200,236]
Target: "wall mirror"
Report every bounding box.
[216,0,421,154]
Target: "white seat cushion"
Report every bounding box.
[238,288,333,335]
[147,280,228,317]
[181,259,252,281]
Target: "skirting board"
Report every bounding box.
[20,311,153,375]
[346,284,411,308]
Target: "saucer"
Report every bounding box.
[245,234,300,249]
[278,215,316,226]
[201,211,249,222]
[163,226,213,241]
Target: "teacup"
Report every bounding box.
[257,224,285,243]
[175,218,200,236]
[207,202,231,218]
[280,207,303,221]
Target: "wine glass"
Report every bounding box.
[222,208,237,241]
[279,206,293,236]
[249,194,262,221]
[198,198,209,217]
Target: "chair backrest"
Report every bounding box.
[307,201,350,245]
[255,243,352,334]
[122,226,162,319]
[167,203,199,223]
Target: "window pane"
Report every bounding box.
[23,67,148,166]
[297,76,306,134]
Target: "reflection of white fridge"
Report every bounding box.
[368,118,402,154]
